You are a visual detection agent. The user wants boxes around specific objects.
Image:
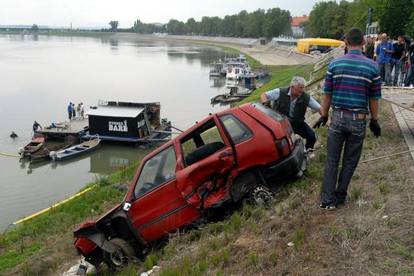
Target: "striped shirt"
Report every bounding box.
[324,49,381,113]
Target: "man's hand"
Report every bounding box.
[369,119,381,137]
[313,116,328,128]
[263,101,271,108]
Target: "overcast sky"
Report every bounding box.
[0,0,320,28]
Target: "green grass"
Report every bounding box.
[0,243,41,272]
[239,64,314,105]
[293,228,306,250]
[0,161,140,274]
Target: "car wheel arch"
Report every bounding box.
[103,237,137,271]
[230,169,261,202]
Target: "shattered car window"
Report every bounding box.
[134,146,177,198]
[220,114,252,144]
[181,120,225,166]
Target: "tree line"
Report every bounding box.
[304,0,414,39]
[131,8,292,38]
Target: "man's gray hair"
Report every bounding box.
[290,76,306,87]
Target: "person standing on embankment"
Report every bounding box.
[313,28,382,210]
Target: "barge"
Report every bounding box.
[82,101,172,144]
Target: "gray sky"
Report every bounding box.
[0,0,320,28]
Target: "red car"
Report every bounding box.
[74,103,307,269]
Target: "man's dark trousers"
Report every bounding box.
[320,110,366,205]
[291,121,316,150]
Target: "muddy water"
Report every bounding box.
[0,34,232,232]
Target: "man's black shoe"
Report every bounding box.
[319,202,336,210]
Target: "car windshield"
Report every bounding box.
[134,146,177,198]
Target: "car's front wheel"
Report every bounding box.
[104,238,136,271]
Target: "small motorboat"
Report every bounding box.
[19,137,45,157]
[29,142,73,163]
[49,139,101,161]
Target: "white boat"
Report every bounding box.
[225,63,251,81]
[209,61,226,77]
[225,54,248,64]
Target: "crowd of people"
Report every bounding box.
[67,102,85,120]
[364,33,414,87]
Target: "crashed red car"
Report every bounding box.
[74,103,307,269]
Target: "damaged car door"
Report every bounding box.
[176,117,235,210]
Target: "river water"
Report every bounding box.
[0,34,232,232]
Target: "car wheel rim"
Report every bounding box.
[110,250,126,267]
[251,186,273,205]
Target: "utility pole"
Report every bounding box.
[366,7,373,35]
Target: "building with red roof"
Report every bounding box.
[291,15,309,38]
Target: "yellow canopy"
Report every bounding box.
[297,38,344,54]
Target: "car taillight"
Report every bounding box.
[284,124,295,147]
[275,137,290,156]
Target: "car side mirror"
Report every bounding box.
[123,202,131,212]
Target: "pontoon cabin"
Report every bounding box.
[84,101,163,143]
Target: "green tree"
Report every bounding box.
[307,1,340,38]
[167,19,186,34]
[245,9,265,37]
[344,0,383,31]
[133,7,291,38]
[263,8,292,39]
[31,24,39,32]
[234,10,248,37]
[109,21,119,31]
[379,0,413,38]
[133,19,144,33]
[406,11,414,37]
[185,18,197,34]
[222,15,236,36]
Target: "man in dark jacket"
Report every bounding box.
[260,76,322,150]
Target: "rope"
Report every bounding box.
[0,152,20,158]
[360,149,414,164]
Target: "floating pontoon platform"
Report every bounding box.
[35,120,89,140]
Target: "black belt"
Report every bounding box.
[333,109,366,120]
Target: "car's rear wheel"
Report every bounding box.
[103,238,136,271]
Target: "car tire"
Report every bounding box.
[103,238,136,271]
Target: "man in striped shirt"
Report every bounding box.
[314,28,381,210]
